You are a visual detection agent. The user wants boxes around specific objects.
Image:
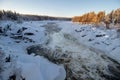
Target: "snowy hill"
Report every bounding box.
[0,21,120,80]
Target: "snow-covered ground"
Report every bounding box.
[57,22,120,63]
[0,21,66,80]
[0,21,120,80]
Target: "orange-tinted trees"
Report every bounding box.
[97,11,105,23]
[72,8,120,28]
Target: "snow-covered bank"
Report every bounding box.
[38,22,120,80]
[0,52,65,80]
[57,22,120,63]
[0,20,120,80]
[0,21,66,80]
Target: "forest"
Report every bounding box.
[72,8,120,29]
[0,10,71,21]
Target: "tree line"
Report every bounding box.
[0,10,71,21]
[0,10,19,20]
[72,8,120,29]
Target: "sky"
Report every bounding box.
[0,0,120,17]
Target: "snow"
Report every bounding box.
[57,21,120,63]
[0,21,66,80]
[0,20,120,80]
[1,53,65,80]
[16,55,65,80]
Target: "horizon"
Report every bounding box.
[0,0,120,17]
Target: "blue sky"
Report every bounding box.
[0,0,120,17]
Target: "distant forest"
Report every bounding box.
[0,10,71,21]
[0,8,120,29]
[72,8,120,29]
